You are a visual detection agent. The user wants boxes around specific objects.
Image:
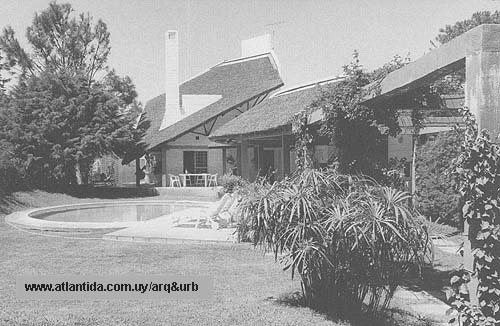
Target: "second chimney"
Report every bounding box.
[161,30,180,130]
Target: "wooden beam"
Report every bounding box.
[206,116,219,135]
[189,130,206,136]
[255,92,269,105]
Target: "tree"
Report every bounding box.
[0,70,146,186]
[0,1,110,84]
[0,2,149,187]
[433,11,500,47]
[415,131,462,227]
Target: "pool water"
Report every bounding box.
[31,203,198,223]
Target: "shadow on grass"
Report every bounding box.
[266,291,434,326]
[0,192,22,214]
[45,185,159,199]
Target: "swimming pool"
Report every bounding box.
[5,201,211,231]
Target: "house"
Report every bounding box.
[209,77,463,181]
[122,32,283,186]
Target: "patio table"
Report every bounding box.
[178,173,210,187]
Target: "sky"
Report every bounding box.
[1,0,500,104]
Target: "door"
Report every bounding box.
[183,151,194,173]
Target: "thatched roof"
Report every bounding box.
[210,83,465,140]
[210,78,344,140]
[141,53,283,150]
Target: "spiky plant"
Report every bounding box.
[237,168,428,316]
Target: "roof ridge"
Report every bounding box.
[217,52,273,66]
[273,76,345,97]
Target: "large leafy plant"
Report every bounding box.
[448,107,500,325]
[237,168,429,315]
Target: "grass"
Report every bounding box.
[0,190,458,326]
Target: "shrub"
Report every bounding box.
[415,131,462,227]
[0,140,25,194]
[237,168,429,315]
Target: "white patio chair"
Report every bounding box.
[218,195,241,225]
[208,174,218,187]
[169,193,233,228]
[169,174,181,187]
[195,174,205,187]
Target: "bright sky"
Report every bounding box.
[2,0,500,104]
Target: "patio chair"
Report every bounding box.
[217,195,241,226]
[168,193,233,228]
[208,174,218,187]
[195,174,205,187]
[169,174,181,187]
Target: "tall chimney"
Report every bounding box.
[160,30,180,130]
[241,34,272,57]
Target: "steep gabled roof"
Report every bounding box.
[210,77,343,139]
[141,53,283,150]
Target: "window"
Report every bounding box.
[183,151,208,173]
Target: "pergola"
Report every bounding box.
[362,24,500,138]
[362,24,500,306]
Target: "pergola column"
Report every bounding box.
[466,50,500,137]
[463,48,500,307]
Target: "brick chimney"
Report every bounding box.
[160,30,180,130]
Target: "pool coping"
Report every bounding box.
[4,200,212,231]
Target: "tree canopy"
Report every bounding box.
[0,1,110,84]
[0,2,147,188]
[434,10,500,46]
[431,11,500,95]
[0,70,147,186]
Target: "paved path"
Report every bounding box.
[392,287,450,325]
[103,212,237,244]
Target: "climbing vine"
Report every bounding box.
[448,107,500,325]
[291,109,315,170]
[291,52,416,176]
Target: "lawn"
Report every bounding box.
[0,190,458,326]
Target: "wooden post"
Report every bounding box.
[162,148,167,187]
[241,137,250,180]
[236,143,242,176]
[135,158,141,187]
[411,135,417,207]
[222,148,227,175]
[282,135,291,178]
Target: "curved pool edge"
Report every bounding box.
[5,200,212,232]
